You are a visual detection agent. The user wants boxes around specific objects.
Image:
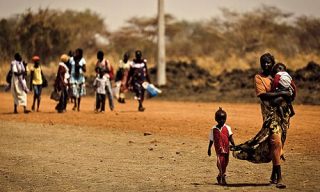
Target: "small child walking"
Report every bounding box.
[207,107,235,185]
[93,69,113,112]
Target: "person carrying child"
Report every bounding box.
[95,50,114,111]
[232,53,292,189]
[271,63,296,117]
[29,56,47,112]
[126,50,151,112]
[207,107,236,185]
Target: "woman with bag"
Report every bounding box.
[29,56,47,112]
[53,54,70,113]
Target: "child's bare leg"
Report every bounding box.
[288,104,295,117]
[36,95,41,111]
[77,97,81,111]
[216,154,229,185]
[220,154,229,185]
[72,97,77,110]
[216,158,222,184]
[32,94,36,111]
[14,104,18,113]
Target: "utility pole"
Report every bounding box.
[157,0,166,86]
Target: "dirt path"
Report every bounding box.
[0,92,319,191]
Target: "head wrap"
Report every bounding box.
[32,56,40,62]
[60,54,69,63]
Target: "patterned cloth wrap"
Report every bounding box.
[232,102,290,163]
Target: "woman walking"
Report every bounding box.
[54,54,70,113]
[232,53,292,189]
[69,48,86,111]
[10,53,30,114]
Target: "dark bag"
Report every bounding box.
[50,89,61,101]
[42,78,48,88]
[6,70,12,84]
[41,71,48,88]
[115,68,124,82]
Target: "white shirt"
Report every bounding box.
[69,57,86,84]
[93,76,107,94]
[209,124,233,142]
[59,62,70,84]
[276,71,292,88]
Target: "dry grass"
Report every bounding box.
[1,53,319,85]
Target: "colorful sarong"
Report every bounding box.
[232,103,290,163]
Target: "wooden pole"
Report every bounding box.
[157,0,166,86]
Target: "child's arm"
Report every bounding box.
[272,74,281,91]
[93,79,97,90]
[208,140,213,156]
[229,135,235,146]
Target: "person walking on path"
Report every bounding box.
[10,53,30,114]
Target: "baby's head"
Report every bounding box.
[272,63,287,76]
[215,107,227,127]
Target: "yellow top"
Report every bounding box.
[31,67,43,85]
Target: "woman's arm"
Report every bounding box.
[82,64,86,73]
[258,91,291,101]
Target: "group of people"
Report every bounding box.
[8,50,296,189]
[207,53,296,189]
[7,49,151,114]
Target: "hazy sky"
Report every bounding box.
[0,0,319,31]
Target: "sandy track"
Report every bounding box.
[0,92,319,191]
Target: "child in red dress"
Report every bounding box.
[208,107,235,185]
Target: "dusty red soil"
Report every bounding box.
[0,92,319,191]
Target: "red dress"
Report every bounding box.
[209,124,232,176]
[213,125,230,155]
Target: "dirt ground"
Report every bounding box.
[0,92,319,192]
